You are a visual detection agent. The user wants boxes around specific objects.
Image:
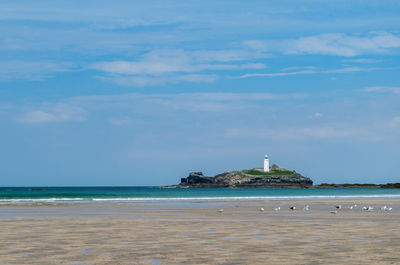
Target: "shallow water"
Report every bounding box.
[1,187,400,205]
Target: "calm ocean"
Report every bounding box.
[1,187,400,204]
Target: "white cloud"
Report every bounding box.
[238,66,382,79]
[91,50,266,76]
[362,86,400,94]
[101,74,218,87]
[246,32,400,57]
[91,49,267,86]
[72,92,302,104]
[239,70,315,78]
[20,110,54,123]
[285,32,400,56]
[0,61,75,81]
[281,66,318,72]
[19,104,86,124]
[343,58,383,64]
[68,92,303,115]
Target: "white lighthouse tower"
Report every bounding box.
[264,154,270,172]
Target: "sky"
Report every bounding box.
[0,0,399,186]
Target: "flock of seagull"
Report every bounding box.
[217,204,393,215]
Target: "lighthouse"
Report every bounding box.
[264,154,270,172]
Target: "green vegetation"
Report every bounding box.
[245,169,295,176]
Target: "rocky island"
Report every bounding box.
[176,164,313,188]
[169,163,400,189]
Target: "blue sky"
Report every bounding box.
[0,0,399,186]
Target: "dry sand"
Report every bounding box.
[0,200,399,264]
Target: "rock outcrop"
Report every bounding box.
[178,166,313,188]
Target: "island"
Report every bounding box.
[168,163,400,189]
[176,164,313,188]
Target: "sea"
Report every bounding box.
[1,187,400,204]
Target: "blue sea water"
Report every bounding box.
[0,187,400,204]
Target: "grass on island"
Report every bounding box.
[246,169,295,176]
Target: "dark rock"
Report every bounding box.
[180,172,214,185]
[380,183,400,189]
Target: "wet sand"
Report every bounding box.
[0,200,399,264]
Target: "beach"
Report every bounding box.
[1,199,399,264]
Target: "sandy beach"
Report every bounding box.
[0,199,399,264]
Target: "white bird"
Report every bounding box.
[386,207,393,211]
[290,206,296,210]
[303,205,310,211]
[217,209,224,214]
[353,204,358,208]
[274,207,281,211]
[259,207,265,212]
[335,205,342,209]
[381,206,387,211]
[330,210,338,214]
[348,206,354,210]
[362,206,373,211]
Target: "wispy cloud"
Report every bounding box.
[16,92,302,125]
[0,61,75,81]
[239,70,314,79]
[238,66,381,79]
[72,92,302,111]
[99,74,218,87]
[362,86,400,94]
[246,32,400,57]
[92,49,267,86]
[284,32,400,56]
[19,104,86,124]
[343,58,383,64]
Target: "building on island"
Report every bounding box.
[264,154,270,172]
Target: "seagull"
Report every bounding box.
[217,209,224,214]
[348,206,354,210]
[274,207,281,211]
[335,205,342,209]
[386,207,393,211]
[381,206,387,211]
[353,204,358,208]
[330,210,338,214]
[290,206,296,210]
[259,207,265,212]
[303,205,310,211]
[362,206,373,211]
